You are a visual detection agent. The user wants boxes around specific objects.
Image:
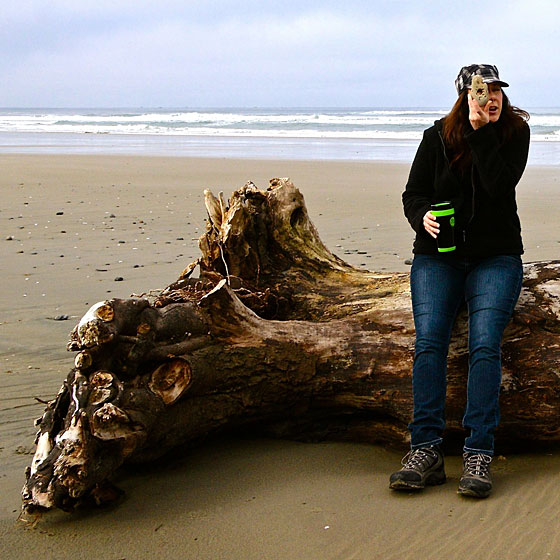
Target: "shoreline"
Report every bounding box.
[1,131,558,165]
[1,154,559,559]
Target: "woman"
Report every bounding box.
[390,64,530,498]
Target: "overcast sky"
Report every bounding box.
[1,0,558,108]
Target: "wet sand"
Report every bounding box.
[1,154,559,559]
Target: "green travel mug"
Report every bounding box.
[431,202,456,253]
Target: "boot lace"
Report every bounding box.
[401,447,439,471]
[463,453,492,478]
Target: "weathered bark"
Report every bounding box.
[22,178,560,513]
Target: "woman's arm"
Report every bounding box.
[466,121,530,199]
[402,129,435,234]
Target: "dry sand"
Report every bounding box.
[1,154,559,559]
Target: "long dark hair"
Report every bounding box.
[442,90,530,171]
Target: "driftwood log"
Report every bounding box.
[22,178,560,513]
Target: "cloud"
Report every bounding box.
[0,1,558,106]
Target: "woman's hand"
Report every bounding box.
[468,92,490,130]
[423,211,439,239]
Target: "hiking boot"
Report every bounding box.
[389,446,446,490]
[458,452,493,498]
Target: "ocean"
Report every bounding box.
[0,107,558,165]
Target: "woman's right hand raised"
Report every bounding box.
[423,211,439,239]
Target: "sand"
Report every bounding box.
[1,154,559,559]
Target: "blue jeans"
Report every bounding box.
[409,253,523,456]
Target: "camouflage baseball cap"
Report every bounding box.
[455,64,509,95]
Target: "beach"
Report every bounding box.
[1,154,560,559]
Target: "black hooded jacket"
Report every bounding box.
[402,118,530,257]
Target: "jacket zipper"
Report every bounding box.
[465,164,476,244]
[437,129,475,247]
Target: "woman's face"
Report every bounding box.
[486,84,503,122]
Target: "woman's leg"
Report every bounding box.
[463,255,523,455]
[409,254,465,449]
